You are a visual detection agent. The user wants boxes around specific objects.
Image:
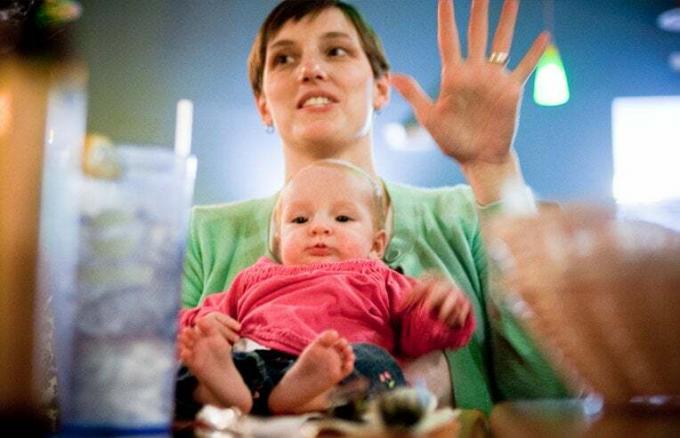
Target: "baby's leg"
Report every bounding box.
[268,330,355,414]
[180,326,253,413]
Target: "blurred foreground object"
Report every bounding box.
[487,207,680,408]
[305,387,462,437]
[0,0,81,433]
[0,43,50,435]
[491,399,680,438]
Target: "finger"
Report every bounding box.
[438,292,459,323]
[462,299,471,324]
[490,0,519,57]
[216,314,241,332]
[196,317,218,335]
[511,31,551,84]
[209,320,240,343]
[221,328,240,345]
[411,275,445,309]
[453,299,471,327]
[425,281,452,311]
[468,0,489,61]
[438,0,461,65]
[390,74,433,125]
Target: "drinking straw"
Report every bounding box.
[174,99,193,157]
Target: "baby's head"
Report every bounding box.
[273,159,386,265]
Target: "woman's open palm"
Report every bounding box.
[392,0,549,168]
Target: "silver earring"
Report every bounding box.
[265,124,275,134]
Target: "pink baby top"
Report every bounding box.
[180,257,474,358]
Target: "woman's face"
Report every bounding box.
[257,7,389,154]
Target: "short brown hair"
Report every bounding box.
[247,0,390,97]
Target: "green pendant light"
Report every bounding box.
[533,43,570,106]
[533,0,570,106]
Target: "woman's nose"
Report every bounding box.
[297,59,327,82]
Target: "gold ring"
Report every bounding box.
[488,52,509,65]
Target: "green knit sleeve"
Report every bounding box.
[181,207,204,309]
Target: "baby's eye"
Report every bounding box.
[336,215,352,223]
[291,216,308,224]
[327,47,348,57]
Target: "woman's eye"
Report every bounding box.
[291,216,307,224]
[272,54,294,66]
[336,215,351,223]
[327,47,348,57]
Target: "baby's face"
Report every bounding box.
[278,166,384,265]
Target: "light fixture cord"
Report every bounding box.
[543,0,555,34]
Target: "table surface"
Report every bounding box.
[490,399,680,438]
[173,399,680,437]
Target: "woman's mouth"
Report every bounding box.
[302,96,332,107]
[297,92,339,109]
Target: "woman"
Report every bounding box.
[182,0,569,413]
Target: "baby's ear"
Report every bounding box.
[269,196,283,261]
[370,229,387,259]
[270,231,282,262]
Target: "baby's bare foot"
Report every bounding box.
[184,326,252,413]
[269,330,355,414]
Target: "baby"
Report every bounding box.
[176,160,474,416]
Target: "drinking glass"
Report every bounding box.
[56,145,196,435]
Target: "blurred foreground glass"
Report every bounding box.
[52,145,196,434]
[486,206,680,411]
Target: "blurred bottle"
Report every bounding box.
[0,0,84,434]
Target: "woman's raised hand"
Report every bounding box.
[391,0,549,203]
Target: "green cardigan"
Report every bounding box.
[181,181,569,413]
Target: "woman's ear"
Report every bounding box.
[373,73,391,112]
[370,229,388,259]
[256,94,273,127]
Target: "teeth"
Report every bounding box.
[302,96,331,107]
